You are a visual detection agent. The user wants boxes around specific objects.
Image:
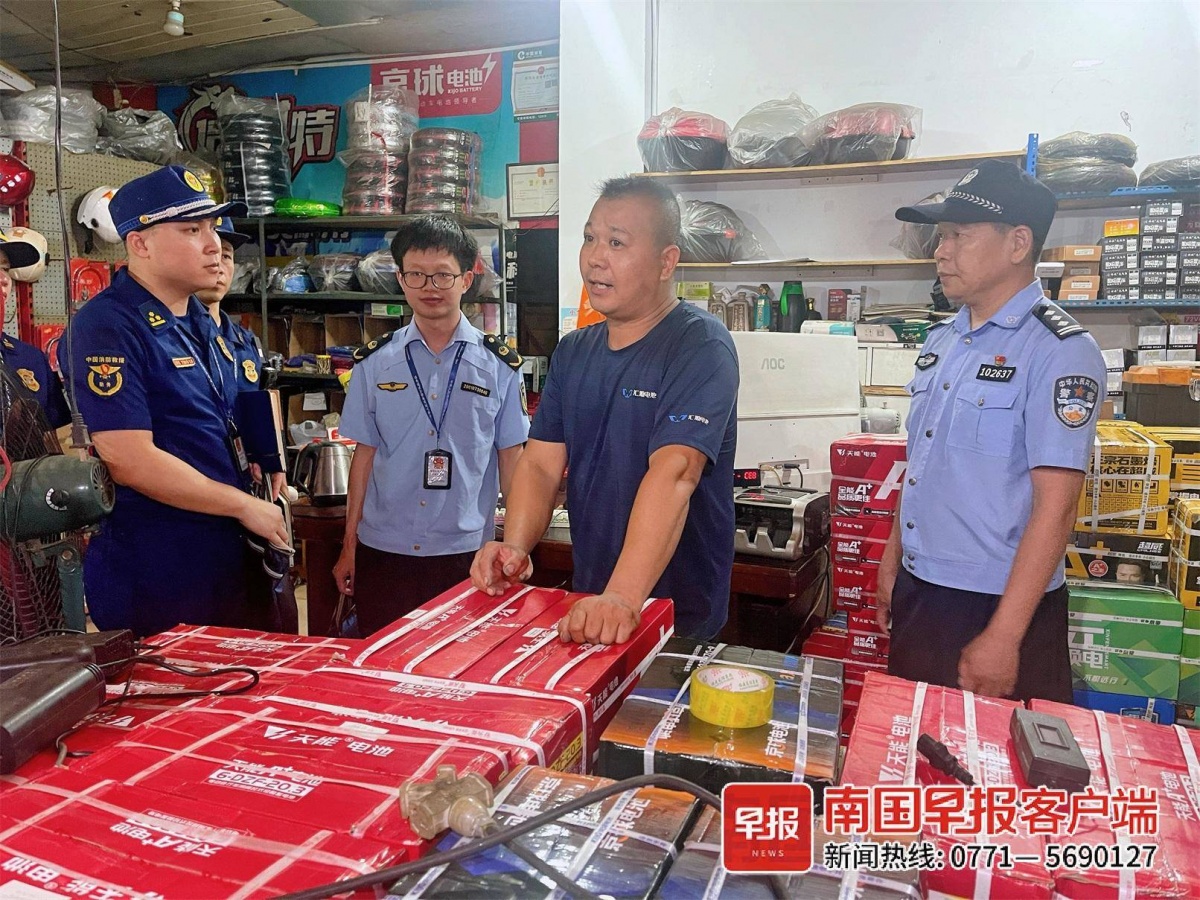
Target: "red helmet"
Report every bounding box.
[0,154,35,206]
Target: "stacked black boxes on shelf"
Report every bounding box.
[217,95,292,216]
[1101,199,1200,308]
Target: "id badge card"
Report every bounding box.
[228,421,250,472]
[424,449,453,490]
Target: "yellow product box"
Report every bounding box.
[1076,422,1172,536]
[1144,426,1200,502]
[1042,245,1102,262]
[1170,499,1200,608]
[678,281,714,302]
[1103,218,1140,237]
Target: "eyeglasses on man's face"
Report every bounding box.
[401,270,465,290]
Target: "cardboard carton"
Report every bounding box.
[1065,530,1170,586]
[1071,687,1176,724]
[1170,499,1200,609]
[1076,423,1172,536]
[1067,582,1183,699]
[1042,244,1101,261]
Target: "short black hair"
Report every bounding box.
[596,176,681,248]
[390,215,478,273]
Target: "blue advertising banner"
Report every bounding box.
[157,43,555,213]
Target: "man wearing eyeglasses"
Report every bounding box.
[335,216,529,634]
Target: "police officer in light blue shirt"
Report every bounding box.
[876,160,1106,702]
[336,216,528,635]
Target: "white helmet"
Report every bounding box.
[6,227,47,282]
[77,185,121,244]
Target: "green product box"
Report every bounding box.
[1180,608,1200,707]
[1067,583,1183,700]
[891,321,930,343]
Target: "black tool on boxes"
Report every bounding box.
[1010,708,1091,793]
[0,661,106,774]
[917,733,975,785]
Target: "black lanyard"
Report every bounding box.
[405,340,466,449]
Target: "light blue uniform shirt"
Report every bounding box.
[340,314,529,556]
[901,281,1106,595]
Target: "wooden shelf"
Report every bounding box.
[634,150,1026,183]
[677,258,935,271]
[1058,298,1200,309]
[1054,188,1200,212]
[231,214,502,230]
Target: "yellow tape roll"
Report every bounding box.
[689,664,775,729]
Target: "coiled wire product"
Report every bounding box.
[217,95,292,216]
[406,127,483,214]
[340,84,419,216]
[340,150,408,215]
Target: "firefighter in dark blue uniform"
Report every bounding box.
[0,232,71,429]
[66,166,289,636]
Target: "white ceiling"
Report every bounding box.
[0,0,560,86]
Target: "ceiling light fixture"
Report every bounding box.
[163,0,185,37]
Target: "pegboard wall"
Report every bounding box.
[0,137,15,338]
[23,143,157,326]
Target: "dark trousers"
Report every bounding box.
[887,568,1073,703]
[353,542,475,637]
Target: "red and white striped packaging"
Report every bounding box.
[840,672,1053,898]
[829,434,908,518]
[1028,700,1200,899]
[0,773,396,899]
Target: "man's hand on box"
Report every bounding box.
[470,541,533,596]
[557,592,641,645]
[957,628,1020,698]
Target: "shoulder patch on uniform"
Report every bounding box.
[352,331,394,363]
[482,334,523,370]
[1054,375,1100,429]
[1032,303,1087,340]
[915,352,939,370]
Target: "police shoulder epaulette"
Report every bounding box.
[352,331,394,362]
[1032,303,1087,340]
[927,318,952,331]
[482,334,522,370]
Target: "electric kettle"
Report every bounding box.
[293,439,352,506]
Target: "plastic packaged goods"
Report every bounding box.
[728,94,819,168]
[309,254,361,292]
[406,127,482,214]
[1039,131,1138,166]
[1035,131,1139,194]
[638,107,729,172]
[355,249,403,294]
[170,151,224,201]
[803,102,920,165]
[1036,157,1139,193]
[344,83,418,153]
[276,256,313,293]
[217,93,292,216]
[1139,154,1200,189]
[0,87,104,154]
[340,149,407,215]
[889,190,946,259]
[677,199,765,263]
[96,107,182,165]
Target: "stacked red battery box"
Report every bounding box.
[1027,699,1200,898]
[352,581,675,761]
[800,616,886,746]
[0,770,396,899]
[4,627,363,785]
[839,672,1054,898]
[816,436,906,743]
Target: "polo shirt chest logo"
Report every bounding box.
[621,387,658,399]
[460,382,491,398]
[377,381,408,392]
[1054,375,1100,429]
[976,364,1016,383]
[86,355,125,396]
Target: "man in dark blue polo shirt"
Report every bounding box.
[472,177,739,643]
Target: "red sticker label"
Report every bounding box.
[722,782,814,874]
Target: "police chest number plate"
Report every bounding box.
[976,364,1016,383]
